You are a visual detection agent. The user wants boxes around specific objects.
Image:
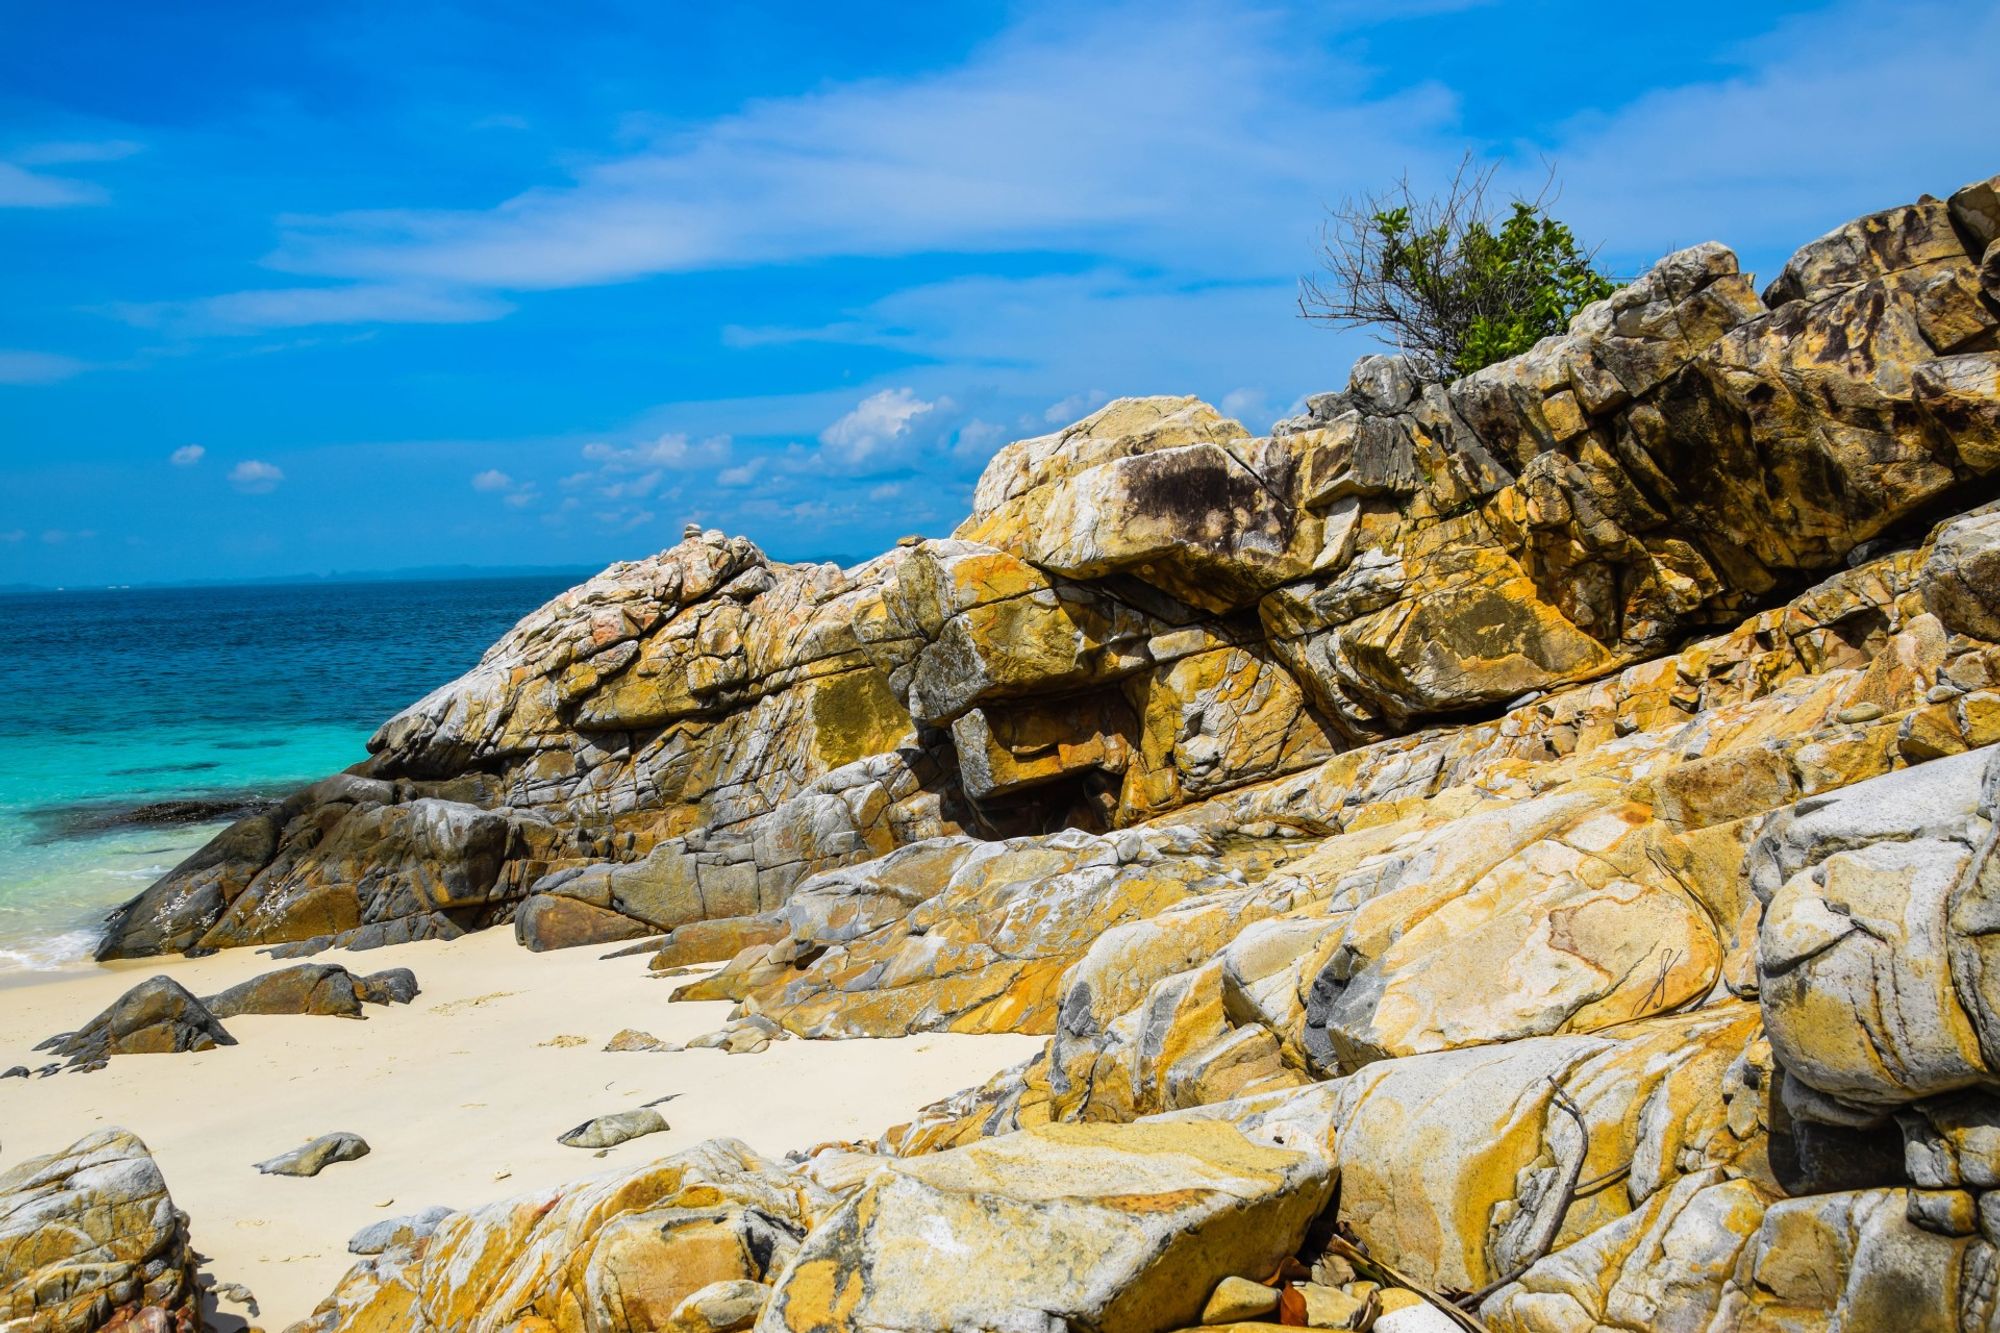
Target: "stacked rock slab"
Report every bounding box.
[97,171,2000,967]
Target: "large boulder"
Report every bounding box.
[0,1129,198,1332]
[1749,744,2000,1117]
[204,962,384,1018]
[759,1121,1334,1333]
[43,976,234,1071]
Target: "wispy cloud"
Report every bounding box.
[169,444,205,466]
[117,284,512,333]
[0,139,141,208]
[0,350,88,385]
[252,7,1451,298]
[1536,1,2000,269]
[0,162,104,208]
[14,140,144,166]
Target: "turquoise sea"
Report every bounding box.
[0,574,584,975]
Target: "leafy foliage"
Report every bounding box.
[1300,158,1617,382]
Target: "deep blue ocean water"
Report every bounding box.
[0,574,584,973]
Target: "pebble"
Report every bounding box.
[1201,1275,1278,1323]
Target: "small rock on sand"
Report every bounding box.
[604,1028,680,1052]
[254,1131,371,1177]
[557,1108,669,1149]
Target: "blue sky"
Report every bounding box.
[1,0,1994,585]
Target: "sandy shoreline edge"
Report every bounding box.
[0,930,1041,1327]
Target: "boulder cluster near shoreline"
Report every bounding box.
[5,171,2000,1331]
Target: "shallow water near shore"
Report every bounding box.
[0,574,585,974]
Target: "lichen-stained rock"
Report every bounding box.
[858,537,1205,729]
[973,430,1318,615]
[515,891,654,951]
[682,826,1260,1039]
[1302,1005,1763,1294]
[1749,744,2000,1116]
[1479,1169,1775,1333]
[1709,1188,1999,1330]
[1044,890,1312,1123]
[1308,797,1723,1067]
[1919,509,2000,642]
[757,1121,1333,1333]
[955,396,1308,615]
[100,535,944,960]
[0,1129,199,1333]
[289,1137,827,1333]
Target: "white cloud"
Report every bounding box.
[715,458,765,488]
[539,431,731,528]
[1041,389,1106,425]
[1220,387,1270,427]
[471,468,515,491]
[820,388,937,466]
[952,419,1008,463]
[0,350,87,385]
[40,528,96,544]
[170,444,205,466]
[229,460,284,493]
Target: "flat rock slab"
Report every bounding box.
[558,1107,669,1149]
[256,1131,371,1177]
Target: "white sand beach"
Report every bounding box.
[0,932,1041,1329]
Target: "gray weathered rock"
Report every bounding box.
[255,1131,371,1177]
[557,1108,670,1149]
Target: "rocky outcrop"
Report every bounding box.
[155,170,2000,1333]
[0,1129,199,1332]
[101,172,2000,967]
